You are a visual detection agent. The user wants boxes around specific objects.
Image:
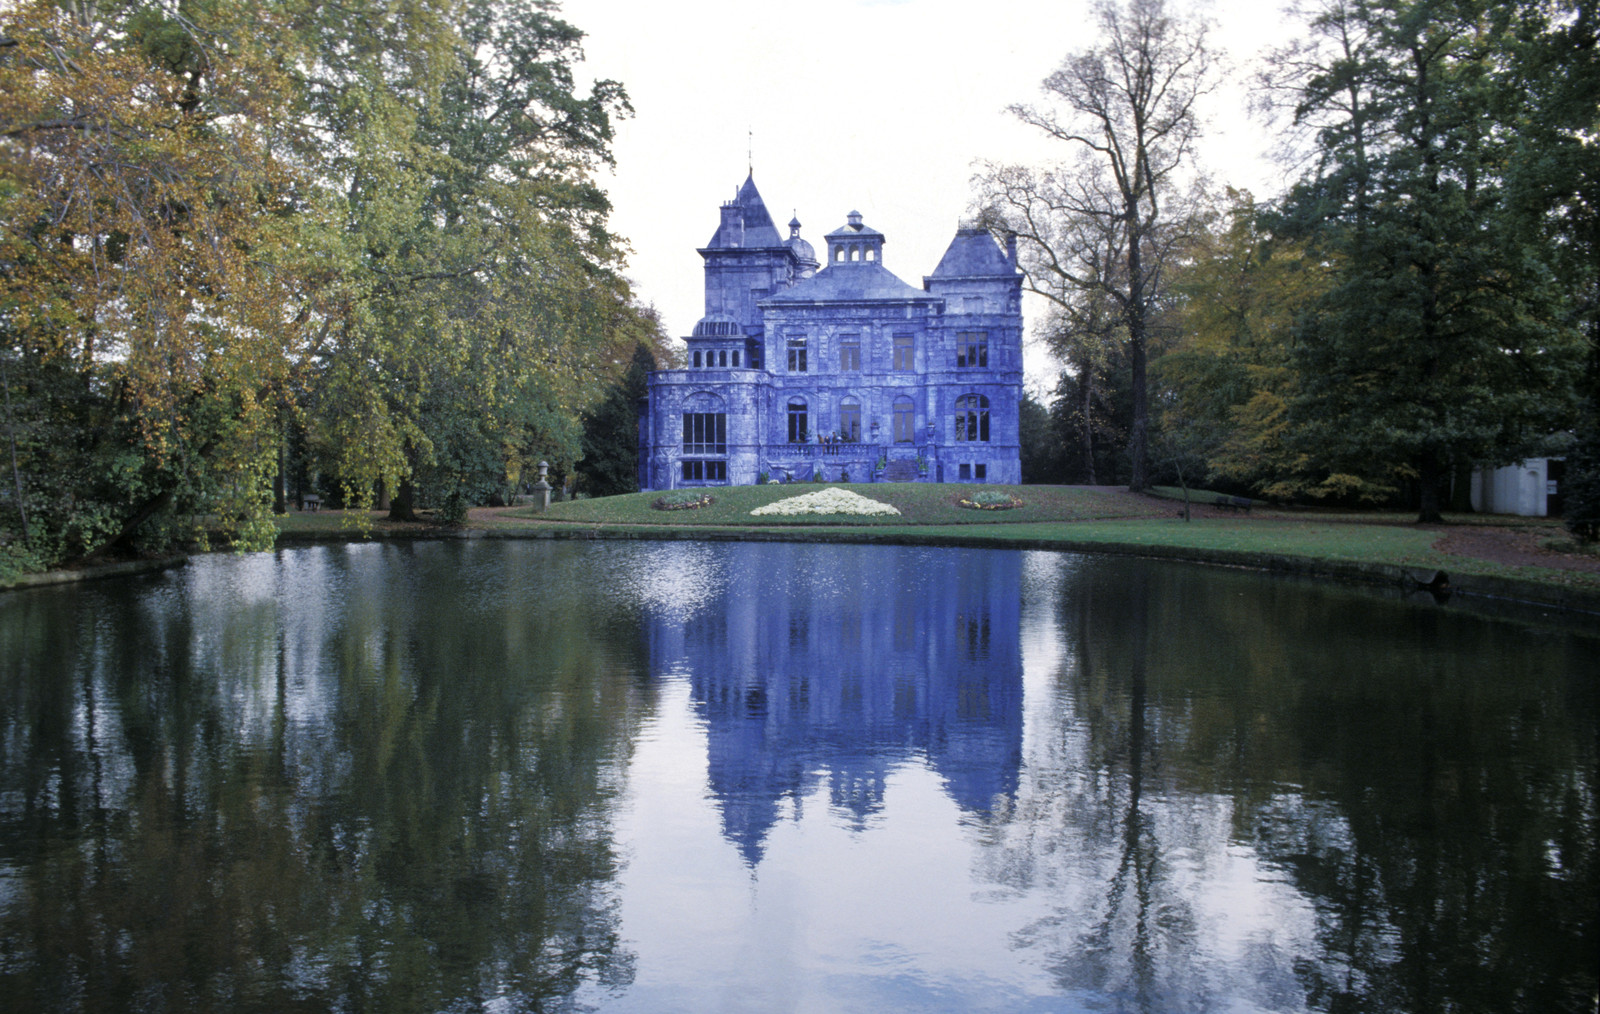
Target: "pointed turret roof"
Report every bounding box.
[928,227,1015,278]
[704,173,784,249]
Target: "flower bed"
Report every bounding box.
[957,490,1024,511]
[652,491,715,511]
[750,487,901,517]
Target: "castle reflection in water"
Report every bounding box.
[645,544,1024,865]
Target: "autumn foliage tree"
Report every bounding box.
[1,1,303,566]
[1,0,652,573]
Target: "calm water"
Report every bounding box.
[0,541,1594,1013]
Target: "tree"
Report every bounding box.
[1265,0,1587,522]
[0,0,304,565]
[1018,392,1068,484]
[1155,189,1339,499]
[279,0,635,521]
[578,303,673,497]
[1494,0,1599,540]
[978,0,1214,492]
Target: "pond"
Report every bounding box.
[0,540,1594,1013]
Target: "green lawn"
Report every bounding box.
[264,484,1600,604]
[508,483,1168,527]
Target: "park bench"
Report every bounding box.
[1214,495,1252,512]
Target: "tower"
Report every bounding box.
[697,174,799,329]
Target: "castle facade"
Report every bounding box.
[640,174,1022,489]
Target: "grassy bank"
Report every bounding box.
[118,483,1574,617]
[506,483,1167,526]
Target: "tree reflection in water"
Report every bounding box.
[997,556,1596,1014]
[0,542,650,1013]
[0,542,1594,1013]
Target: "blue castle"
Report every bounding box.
[640,174,1023,489]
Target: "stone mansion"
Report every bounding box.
[639,174,1022,490]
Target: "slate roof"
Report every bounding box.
[762,262,933,303]
[928,227,1014,277]
[704,173,784,249]
[826,210,885,240]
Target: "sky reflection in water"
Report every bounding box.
[0,540,1594,1013]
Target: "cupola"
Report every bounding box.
[825,210,885,266]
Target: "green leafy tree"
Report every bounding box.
[1,0,304,566]
[1018,392,1068,484]
[1265,0,1587,522]
[579,325,668,497]
[1493,0,1598,539]
[1155,189,1339,499]
[277,0,633,521]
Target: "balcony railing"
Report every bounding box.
[773,440,871,458]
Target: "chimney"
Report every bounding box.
[1005,232,1018,267]
[719,203,743,247]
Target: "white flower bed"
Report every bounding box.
[750,487,901,517]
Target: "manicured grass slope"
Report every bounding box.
[511,484,1168,527]
[268,486,1600,601]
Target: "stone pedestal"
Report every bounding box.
[532,460,552,512]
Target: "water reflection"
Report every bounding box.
[0,542,1594,1013]
[648,544,1023,865]
[0,542,652,1013]
[996,557,1597,1014]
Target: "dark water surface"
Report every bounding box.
[0,541,1594,1013]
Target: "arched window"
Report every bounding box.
[954,394,990,442]
[893,397,915,443]
[787,398,809,444]
[839,398,862,443]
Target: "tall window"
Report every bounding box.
[681,412,726,454]
[893,333,914,371]
[954,394,990,442]
[957,331,988,368]
[787,399,809,443]
[787,337,808,373]
[839,399,862,443]
[839,335,861,371]
[893,397,914,443]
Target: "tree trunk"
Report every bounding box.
[1127,330,1149,492]
[273,411,287,516]
[1449,461,1474,513]
[1125,189,1150,493]
[1417,455,1445,524]
[388,475,416,522]
[1080,360,1097,485]
[2,355,29,546]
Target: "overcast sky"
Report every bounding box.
[560,0,1300,386]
